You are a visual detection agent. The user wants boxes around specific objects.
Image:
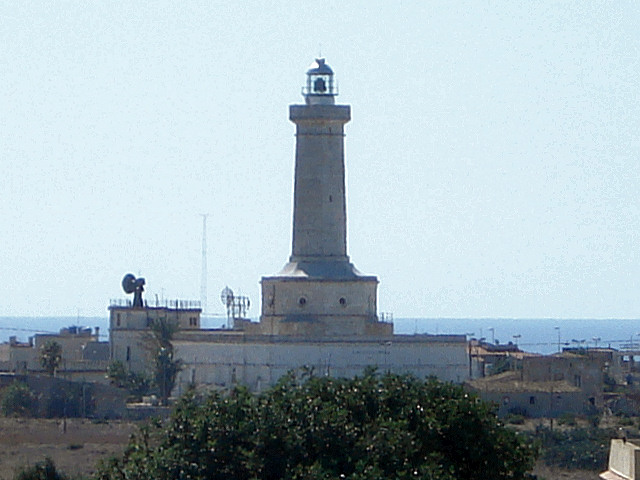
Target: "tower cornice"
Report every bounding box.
[290,104,350,122]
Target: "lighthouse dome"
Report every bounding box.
[306,58,334,75]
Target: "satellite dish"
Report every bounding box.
[122,273,145,308]
[220,286,234,307]
[219,286,251,330]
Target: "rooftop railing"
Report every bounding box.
[109,298,201,310]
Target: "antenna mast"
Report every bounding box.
[200,214,209,315]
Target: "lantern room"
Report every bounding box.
[303,58,337,105]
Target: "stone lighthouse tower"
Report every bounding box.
[260,59,392,338]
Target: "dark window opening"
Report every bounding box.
[529,396,535,405]
[299,297,307,306]
[126,346,131,362]
[339,297,347,306]
[314,77,326,93]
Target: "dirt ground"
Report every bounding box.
[0,417,603,480]
[0,418,138,479]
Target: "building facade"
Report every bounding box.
[467,350,609,417]
[0,326,108,383]
[109,299,201,373]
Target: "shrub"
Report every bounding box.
[505,413,526,425]
[13,457,69,480]
[588,414,601,428]
[534,426,614,471]
[618,416,634,427]
[42,382,82,418]
[558,413,577,426]
[107,361,151,400]
[1,381,36,417]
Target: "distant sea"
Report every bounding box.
[393,317,640,355]
[0,317,110,342]
[1,316,639,356]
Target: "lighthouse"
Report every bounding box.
[260,59,392,338]
[109,59,471,394]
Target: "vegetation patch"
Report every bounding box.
[1,382,37,417]
[95,370,538,480]
[13,457,70,480]
[557,413,577,427]
[505,413,526,425]
[532,426,614,471]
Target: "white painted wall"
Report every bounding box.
[173,335,469,394]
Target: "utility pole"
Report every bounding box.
[200,214,209,316]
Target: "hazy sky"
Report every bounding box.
[1,2,639,319]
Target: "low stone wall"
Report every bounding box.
[172,335,469,394]
[0,373,127,419]
[125,404,172,421]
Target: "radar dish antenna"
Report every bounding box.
[122,273,146,308]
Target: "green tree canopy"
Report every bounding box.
[95,371,537,480]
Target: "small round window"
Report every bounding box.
[298,297,307,307]
[339,297,347,307]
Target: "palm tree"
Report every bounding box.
[39,340,62,376]
[148,318,182,405]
